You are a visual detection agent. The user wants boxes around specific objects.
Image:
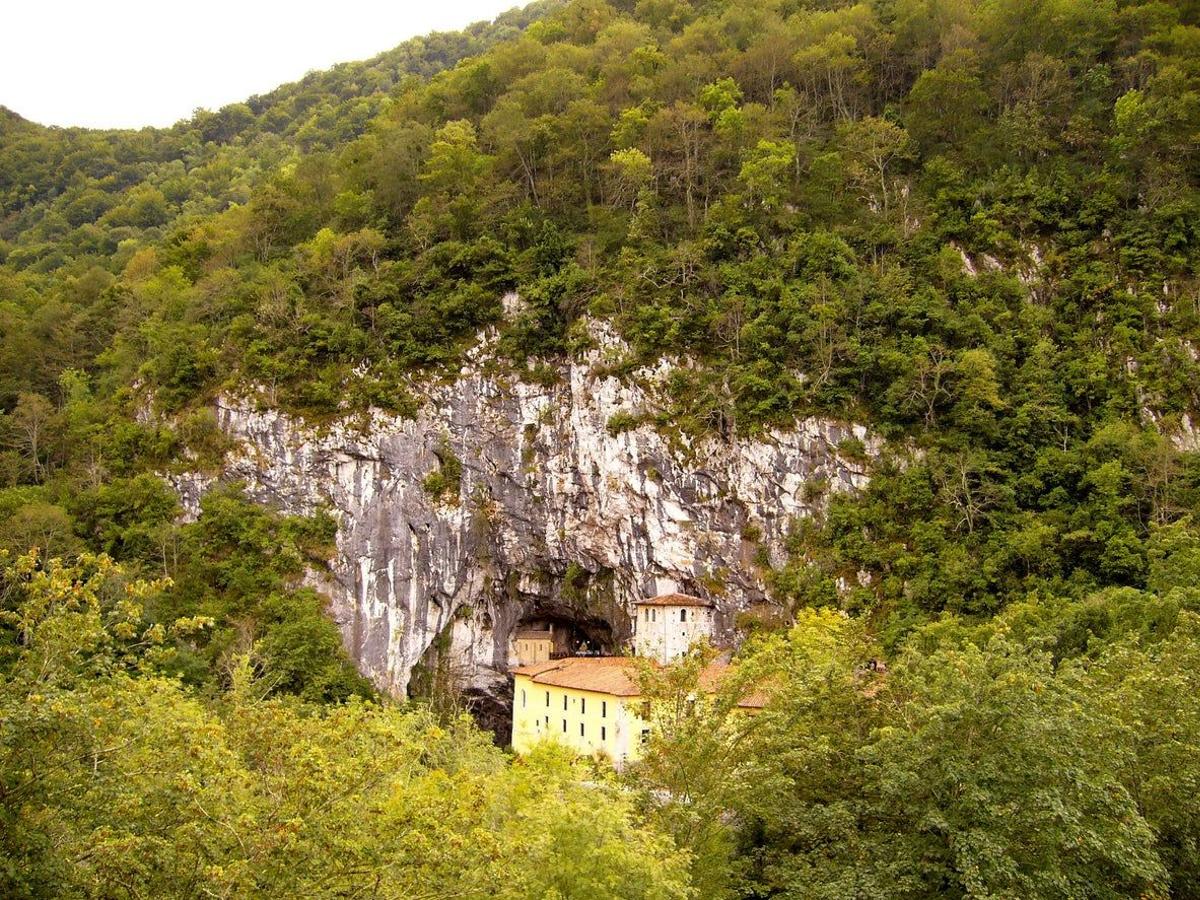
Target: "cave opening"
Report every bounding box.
[510,612,616,666]
[470,610,620,746]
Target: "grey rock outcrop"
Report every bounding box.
[173,322,874,717]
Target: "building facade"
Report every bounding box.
[511,654,764,765]
[513,628,555,665]
[632,592,715,663]
[511,657,649,764]
[511,590,756,764]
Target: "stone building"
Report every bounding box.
[513,627,556,665]
[632,592,715,663]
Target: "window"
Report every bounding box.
[644,608,649,621]
[545,716,549,727]
[521,689,526,708]
[680,608,687,622]
[601,726,606,741]
[601,701,607,718]
[579,722,585,737]
[563,695,568,711]
[562,719,567,733]
[640,728,651,745]
[651,609,656,622]
[545,691,550,707]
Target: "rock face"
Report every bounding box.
[174,323,874,727]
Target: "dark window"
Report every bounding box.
[580,722,585,737]
[680,608,687,622]
[521,689,526,708]
[640,728,651,745]
[545,716,549,727]
[651,609,656,622]
[581,697,586,714]
[563,695,568,711]
[601,701,607,718]
[545,691,550,707]
[601,726,606,741]
[562,719,567,733]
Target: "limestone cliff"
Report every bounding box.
[173,321,874,722]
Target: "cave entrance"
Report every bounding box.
[511,613,615,667]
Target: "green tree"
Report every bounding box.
[737,139,794,211]
[734,609,1175,898]
[0,552,694,898]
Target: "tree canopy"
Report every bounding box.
[2,0,1200,894]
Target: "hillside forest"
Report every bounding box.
[3,0,1200,896]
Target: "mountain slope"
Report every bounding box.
[3,2,1200,898]
[4,0,1196,635]
[0,2,558,263]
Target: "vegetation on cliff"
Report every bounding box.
[2,0,1200,895]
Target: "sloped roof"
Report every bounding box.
[514,656,765,708]
[514,629,554,641]
[734,688,768,709]
[634,592,715,608]
[514,657,643,696]
[697,661,767,708]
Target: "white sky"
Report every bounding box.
[2,1,520,129]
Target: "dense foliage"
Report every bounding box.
[0,553,690,898]
[637,533,1200,896]
[3,0,1200,895]
[3,0,1199,639]
[0,4,560,697]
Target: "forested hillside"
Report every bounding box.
[3,0,1200,896]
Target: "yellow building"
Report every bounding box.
[513,628,555,665]
[511,656,764,765]
[512,657,648,764]
[511,590,764,764]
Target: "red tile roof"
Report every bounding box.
[734,688,768,709]
[697,661,767,708]
[513,656,765,707]
[634,592,715,608]
[514,657,643,695]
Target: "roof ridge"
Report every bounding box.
[634,591,715,607]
